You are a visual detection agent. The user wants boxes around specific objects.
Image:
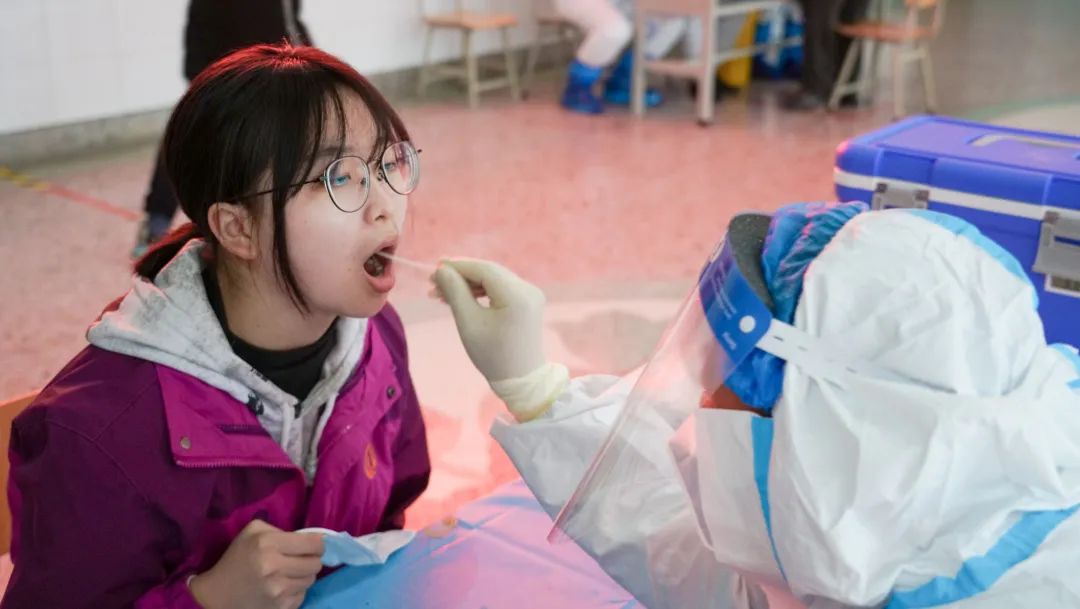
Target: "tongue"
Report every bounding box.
[364,255,384,277]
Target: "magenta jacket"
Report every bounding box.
[3,305,430,608]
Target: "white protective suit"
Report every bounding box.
[553,0,633,67]
[490,210,1080,609]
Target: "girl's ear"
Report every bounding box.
[208,202,259,261]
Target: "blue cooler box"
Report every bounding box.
[835,115,1080,346]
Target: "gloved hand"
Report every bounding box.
[434,258,569,421]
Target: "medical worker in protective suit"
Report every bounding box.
[433,201,1080,609]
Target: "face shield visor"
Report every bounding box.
[549,213,897,546]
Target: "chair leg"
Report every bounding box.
[698,64,715,125]
[828,40,861,111]
[918,43,938,113]
[631,12,647,117]
[464,30,480,109]
[417,27,435,97]
[560,25,575,64]
[864,39,881,103]
[892,43,907,119]
[562,25,579,64]
[501,27,522,101]
[859,39,879,104]
[523,26,544,97]
[697,10,717,125]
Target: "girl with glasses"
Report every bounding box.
[4,43,428,609]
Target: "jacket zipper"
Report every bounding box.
[177,459,300,472]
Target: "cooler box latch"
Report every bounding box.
[870,183,930,211]
[1034,211,1080,298]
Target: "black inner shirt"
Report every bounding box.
[203,269,335,403]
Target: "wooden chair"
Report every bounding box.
[417,0,523,108]
[0,392,36,554]
[828,0,946,117]
[521,5,582,97]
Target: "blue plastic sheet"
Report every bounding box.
[302,481,639,609]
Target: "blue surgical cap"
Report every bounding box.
[725,201,868,410]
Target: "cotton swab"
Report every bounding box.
[376,251,439,274]
[377,251,489,301]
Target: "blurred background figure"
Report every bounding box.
[551,0,735,115]
[551,0,633,114]
[132,0,313,257]
[783,0,870,110]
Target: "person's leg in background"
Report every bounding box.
[787,0,839,109]
[133,0,314,257]
[553,0,632,114]
[835,0,870,100]
[133,0,201,258]
[131,145,181,258]
[601,6,686,108]
[785,0,868,110]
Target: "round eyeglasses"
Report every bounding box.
[232,141,421,213]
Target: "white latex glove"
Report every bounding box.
[434,258,569,421]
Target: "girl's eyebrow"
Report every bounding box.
[314,145,357,161]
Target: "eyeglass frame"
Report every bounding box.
[226,141,421,213]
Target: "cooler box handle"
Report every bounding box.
[971,133,1080,153]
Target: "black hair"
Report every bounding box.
[135,43,410,312]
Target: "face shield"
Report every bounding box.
[549,212,902,546]
[551,213,760,541]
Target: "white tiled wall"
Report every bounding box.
[1,0,187,135]
[1,0,539,136]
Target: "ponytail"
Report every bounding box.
[133,222,205,280]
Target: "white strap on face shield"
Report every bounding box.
[698,212,905,394]
[755,317,910,388]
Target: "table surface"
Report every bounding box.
[302,480,640,609]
